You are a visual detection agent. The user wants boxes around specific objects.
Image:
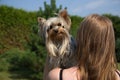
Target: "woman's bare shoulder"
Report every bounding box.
[48,68,61,80]
[64,67,80,80]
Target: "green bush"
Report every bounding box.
[0,47,45,80]
[70,16,83,37]
[1,48,27,70]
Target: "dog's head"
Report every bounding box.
[38,9,72,57]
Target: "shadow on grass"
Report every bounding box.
[8,69,32,80]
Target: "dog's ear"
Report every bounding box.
[38,17,46,41]
[37,17,46,32]
[37,17,46,33]
[38,17,46,24]
[59,9,71,30]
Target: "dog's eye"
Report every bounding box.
[62,26,64,28]
[57,23,61,26]
[50,25,53,29]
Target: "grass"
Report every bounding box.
[118,63,120,70]
[0,71,11,80]
[0,70,30,80]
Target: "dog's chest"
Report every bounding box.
[49,50,76,69]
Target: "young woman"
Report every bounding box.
[48,14,120,80]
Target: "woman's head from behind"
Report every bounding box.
[76,14,116,80]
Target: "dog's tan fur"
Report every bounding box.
[38,9,76,80]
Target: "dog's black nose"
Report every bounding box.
[54,30,58,33]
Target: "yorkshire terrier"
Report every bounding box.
[38,9,76,80]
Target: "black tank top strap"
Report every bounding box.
[116,70,120,77]
[59,69,64,80]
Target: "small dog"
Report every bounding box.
[38,9,76,80]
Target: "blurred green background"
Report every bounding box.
[0,0,120,80]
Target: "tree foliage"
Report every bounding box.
[0,5,37,53]
[37,0,62,18]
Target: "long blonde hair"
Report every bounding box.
[76,14,117,80]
